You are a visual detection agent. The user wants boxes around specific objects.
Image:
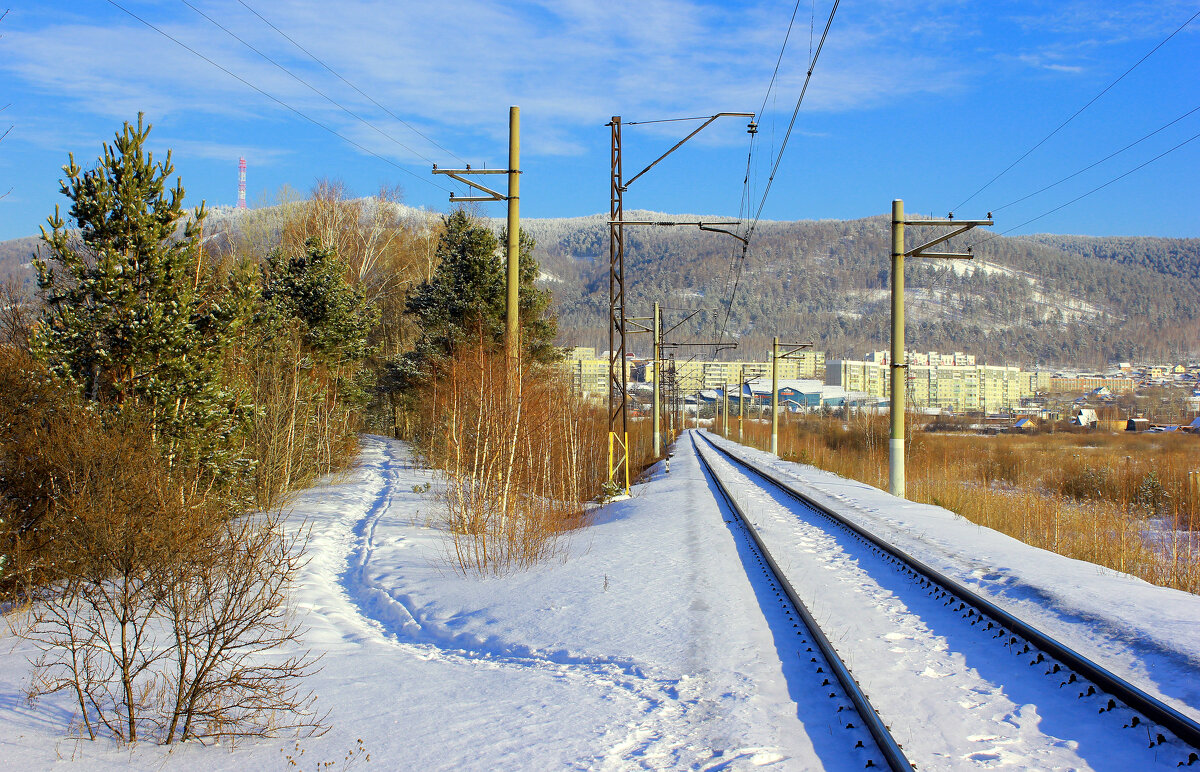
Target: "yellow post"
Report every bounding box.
[506,106,520,359]
[624,432,630,492]
[607,432,614,487]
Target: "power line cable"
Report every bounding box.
[954,9,1199,211]
[715,0,804,352]
[968,128,1200,249]
[991,103,1200,214]
[756,0,804,121]
[712,112,761,355]
[716,0,839,351]
[745,0,840,242]
[235,0,467,165]
[180,0,438,166]
[104,0,452,194]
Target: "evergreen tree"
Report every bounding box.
[34,114,242,474]
[400,209,558,383]
[262,237,377,364]
[261,237,378,404]
[510,226,559,364]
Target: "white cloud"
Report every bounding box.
[0,0,1145,165]
[161,137,292,165]
[1015,53,1086,74]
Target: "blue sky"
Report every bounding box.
[1,1,1197,242]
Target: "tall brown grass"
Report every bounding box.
[416,343,599,575]
[732,414,1200,594]
[412,343,665,575]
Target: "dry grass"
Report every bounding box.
[412,344,666,575]
[734,414,1200,594]
[416,344,600,575]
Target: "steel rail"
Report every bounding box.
[697,431,1200,754]
[690,433,915,772]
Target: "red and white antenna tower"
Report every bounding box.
[237,157,247,210]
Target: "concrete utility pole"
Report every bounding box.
[771,337,779,454]
[669,355,677,435]
[890,201,904,498]
[506,106,520,359]
[738,364,746,443]
[722,381,729,437]
[770,337,814,456]
[432,105,522,358]
[889,199,992,498]
[652,302,662,456]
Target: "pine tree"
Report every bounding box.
[34,114,242,475]
[261,236,378,405]
[262,237,377,365]
[509,226,559,364]
[399,209,558,383]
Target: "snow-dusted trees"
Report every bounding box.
[233,235,379,505]
[6,117,326,745]
[399,209,558,385]
[33,114,243,478]
[262,237,377,370]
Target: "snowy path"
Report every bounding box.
[1,434,840,770]
[311,438,762,770]
[3,431,1199,770]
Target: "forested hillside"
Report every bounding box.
[4,207,1198,368]
[0,236,41,289]
[517,212,1200,368]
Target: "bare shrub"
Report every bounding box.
[0,345,82,595]
[417,341,606,575]
[225,323,359,510]
[17,409,323,744]
[0,276,35,347]
[1054,457,1120,502]
[158,510,322,743]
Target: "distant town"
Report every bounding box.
[565,347,1200,430]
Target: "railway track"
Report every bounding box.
[689,429,1200,770]
[691,432,914,771]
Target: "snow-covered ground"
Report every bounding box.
[2,431,1198,770]
[697,432,1200,769]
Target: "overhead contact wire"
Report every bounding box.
[104,0,452,194]
[718,0,838,352]
[990,103,1200,214]
[180,0,437,165]
[955,9,1200,211]
[718,0,801,351]
[968,128,1200,249]
[235,0,468,166]
[746,0,840,244]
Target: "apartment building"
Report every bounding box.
[828,358,1027,412]
[640,351,825,390]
